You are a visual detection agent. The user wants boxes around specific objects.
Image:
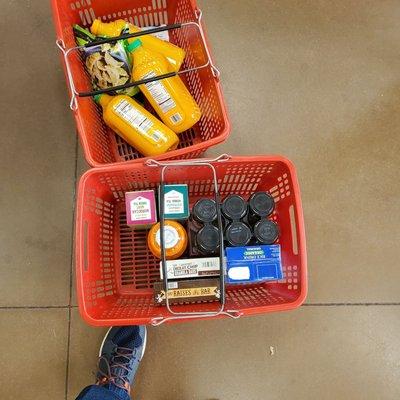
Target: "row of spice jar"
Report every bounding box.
[134,188,280,260]
[189,192,279,256]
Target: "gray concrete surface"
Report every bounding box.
[0,1,399,399]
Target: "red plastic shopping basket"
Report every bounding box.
[75,155,307,326]
[51,0,230,167]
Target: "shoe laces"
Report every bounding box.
[97,346,138,392]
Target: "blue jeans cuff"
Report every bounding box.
[76,385,130,400]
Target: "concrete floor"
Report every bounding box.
[1,0,400,399]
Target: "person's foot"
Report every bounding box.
[96,326,147,394]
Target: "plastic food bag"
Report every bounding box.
[73,25,139,97]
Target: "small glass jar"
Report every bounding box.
[196,224,220,255]
[225,221,252,247]
[253,219,279,244]
[221,194,248,221]
[192,198,218,224]
[248,192,275,226]
[147,220,188,259]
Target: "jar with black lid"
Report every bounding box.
[248,192,275,226]
[253,219,279,244]
[192,198,217,224]
[225,221,252,247]
[196,224,220,255]
[221,194,248,221]
[189,198,221,256]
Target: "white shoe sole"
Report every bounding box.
[99,326,147,361]
[99,327,112,357]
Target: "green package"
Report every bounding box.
[73,24,139,97]
[159,184,190,220]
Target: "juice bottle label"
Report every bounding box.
[113,99,163,143]
[143,72,176,113]
[143,72,184,124]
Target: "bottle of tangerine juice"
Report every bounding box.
[95,93,179,157]
[90,19,185,71]
[127,39,201,134]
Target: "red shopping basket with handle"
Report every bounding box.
[51,0,230,167]
[75,155,307,326]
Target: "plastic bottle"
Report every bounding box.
[127,39,201,133]
[94,93,179,157]
[90,19,185,71]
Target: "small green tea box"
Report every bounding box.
[159,184,189,220]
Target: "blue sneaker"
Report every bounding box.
[96,326,147,395]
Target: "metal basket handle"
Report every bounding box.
[147,155,241,325]
[151,310,243,326]
[56,39,79,111]
[56,9,220,111]
[145,154,231,167]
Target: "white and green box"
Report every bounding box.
[159,184,189,220]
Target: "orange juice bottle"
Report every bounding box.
[94,93,179,157]
[90,19,185,71]
[127,39,201,134]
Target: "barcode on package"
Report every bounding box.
[160,257,221,279]
[150,131,163,142]
[170,113,182,124]
[143,72,176,113]
[167,281,178,289]
[114,100,156,138]
[203,261,216,268]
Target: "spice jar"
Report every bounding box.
[147,220,188,259]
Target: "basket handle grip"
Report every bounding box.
[82,220,89,272]
[56,39,78,111]
[289,205,299,256]
[194,8,220,79]
[151,310,243,326]
[145,154,231,167]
